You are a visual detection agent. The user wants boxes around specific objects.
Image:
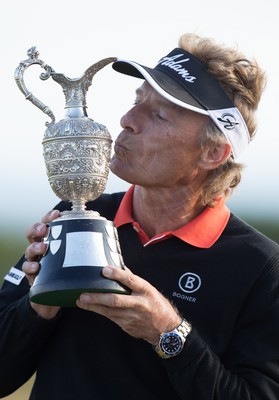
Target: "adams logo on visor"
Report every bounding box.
[112,48,250,158]
[158,54,197,83]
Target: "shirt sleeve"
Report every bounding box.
[0,255,60,397]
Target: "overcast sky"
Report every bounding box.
[1,0,278,234]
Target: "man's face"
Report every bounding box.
[110,81,210,188]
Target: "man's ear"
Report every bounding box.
[198,143,232,170]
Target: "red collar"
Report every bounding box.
[114,185,230,248]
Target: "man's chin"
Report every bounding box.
[110,157,125,178]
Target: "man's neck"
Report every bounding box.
[132,185,206,238]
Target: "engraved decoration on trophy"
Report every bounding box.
[14,47,130,307]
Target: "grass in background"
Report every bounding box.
[1,219,279,279]
[0,235,26,281]
[245,219,279,244]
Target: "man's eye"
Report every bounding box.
[155,112,168,121]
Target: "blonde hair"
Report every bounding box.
[178,33,266,206]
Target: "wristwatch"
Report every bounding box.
[154,319,192,359]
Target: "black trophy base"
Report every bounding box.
[30,269,130,307]
[29,214,131,307]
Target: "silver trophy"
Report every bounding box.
[14,47,130,306]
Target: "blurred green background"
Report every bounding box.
[1,219,279,281]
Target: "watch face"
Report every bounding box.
[160,333,183,356]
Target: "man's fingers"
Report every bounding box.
[23,242,47,285]
[102,265,148,294]
[41,209,60,224]
[25,210,60,244]
[25,223,47,243]
[25,241,47,261]
[22,261,40,286]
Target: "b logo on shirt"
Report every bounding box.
[178,272,201,293]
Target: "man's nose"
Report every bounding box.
[120,106,140,134]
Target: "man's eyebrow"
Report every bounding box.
[134,85,173,109]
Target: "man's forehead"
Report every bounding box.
[136,81,190,111]
[136,82,172,103]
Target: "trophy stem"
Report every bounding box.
[71,199,87,213]
[61,199,101,219]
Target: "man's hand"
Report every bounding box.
[22,209,61,320]
[76,265,182,345]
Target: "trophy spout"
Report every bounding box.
[51,57,117,110]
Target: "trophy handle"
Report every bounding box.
[14,47,56,127]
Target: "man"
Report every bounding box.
[1,33,279,399]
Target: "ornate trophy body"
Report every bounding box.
[14,47,129,306]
